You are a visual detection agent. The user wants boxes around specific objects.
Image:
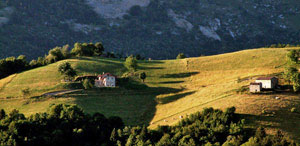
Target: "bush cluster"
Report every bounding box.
[110,107,298,146]
[0,104,123,146]
[0,55,29,79]
[0,105,297,146]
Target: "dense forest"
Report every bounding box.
[0,104,297,146]
[1,0,300,59]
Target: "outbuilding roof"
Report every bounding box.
[250,82,262,85]
[256,77,276,80]
[97,73,116,78]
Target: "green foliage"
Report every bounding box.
[287,49,300,64]
[285,67,300,92]
[284,50,300,92]
[94,42,105,56]
[139,72,146,82]
[124,55,138,72]
[58,62,77,79]
[0,104,124,146]
[20,88,30,96]
[0,109,6,120]
[241,137,260,146]
[0,105,297,146]
[0,55,29,79]
[291,107,297,113]
[177,53,186,59]
[268,43,300,48]
[82,79,94,89]
[71,42,104,57]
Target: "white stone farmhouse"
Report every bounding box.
[255,77,278,89]
[95,73,116,87]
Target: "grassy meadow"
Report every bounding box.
[0,47,300,141]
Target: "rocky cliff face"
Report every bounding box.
[1,0,300,59]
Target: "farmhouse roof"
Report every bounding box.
[256,77,276,80]
[250,82,262,85]
[97,73,116,78]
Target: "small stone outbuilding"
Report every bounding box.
[255,77,278,89]
[250,82,262,93]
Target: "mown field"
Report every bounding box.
[0,47,300,141]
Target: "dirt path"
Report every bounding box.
[42,89,83,96]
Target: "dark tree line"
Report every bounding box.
[284,49,300,92]
[0,104,123,146]
[0,105,297,146]
[0,55,29,79]
[0,42,105,80]
[110,107,298,146]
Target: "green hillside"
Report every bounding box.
[0,47,300,141]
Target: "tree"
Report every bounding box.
[291,72,300,92]
[61,44,70,58]
[287,50,298,64]
[139,72,146,82]
[46,47,65,63]
[58,62,77,80]
[283,67,298,85]
[0,109,6,120]
[94,42,105,56]
[82,79,94,89]
[124,55,138,72]
[177,53,186,59]
[283,66,300,92]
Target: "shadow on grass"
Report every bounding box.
[139,66,164,70]
[156,91,196,104]
[160,72,199,78]
[69,79,190,126]
[139,60,164,64]
[240,109,300,142]
[159,81,185,84]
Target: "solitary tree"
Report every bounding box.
[139,72,146,82]
[124,55,138,72]
[58,62,77,80]
[176,53,186,59]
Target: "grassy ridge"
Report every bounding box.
[0,48,300,141]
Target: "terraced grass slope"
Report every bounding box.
[0,48,300,141]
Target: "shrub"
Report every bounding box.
[21,88,30,96]
[82,79,94,89]
[58,62,77,80]
[124,55,138,72]
[291,107,297,113]
[176,53,186,59]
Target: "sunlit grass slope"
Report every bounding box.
[0,48,299,141]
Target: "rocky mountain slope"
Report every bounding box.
[1,0,300,59]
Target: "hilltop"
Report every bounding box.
[0,47,300,141]
[1,0,300,59]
